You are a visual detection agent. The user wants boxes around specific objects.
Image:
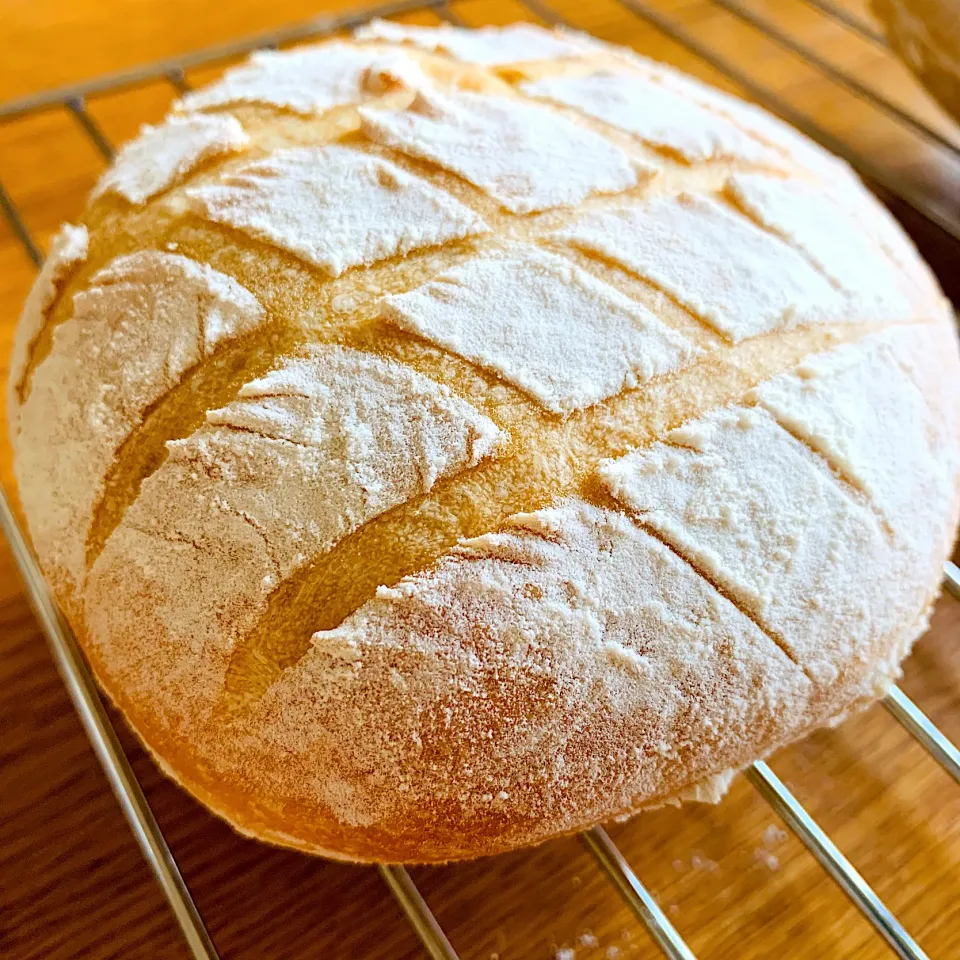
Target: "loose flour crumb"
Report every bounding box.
[763,825,788,846]
[689,853,719,872]
[754,849,780,870]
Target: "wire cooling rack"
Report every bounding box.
[1,1,959,958]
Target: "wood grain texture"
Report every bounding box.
[0,0,958,957]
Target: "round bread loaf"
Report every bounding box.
[872,0,960,122]
[9,20,960,863]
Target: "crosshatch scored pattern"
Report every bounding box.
[0,1,956,960]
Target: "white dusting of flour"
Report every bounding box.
[524,71,778,164]
[361,89,640,213]
[188,145,487,275]
[16,251,265,586]
[180,41,423,115]
[92,113,249,204]
[555,196,844,341]
[382,245,697,414]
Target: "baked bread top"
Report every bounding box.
[9,20,960,863]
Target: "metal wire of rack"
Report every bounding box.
[1,1,959,958]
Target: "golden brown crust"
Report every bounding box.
[10,23,960,863]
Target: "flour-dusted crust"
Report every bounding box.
[8,222,88,421]
[92,114,251,205]
[555,196,848,341]
[360,89,641,213]
[599,405,904,684]
[9,23,960,863]
[85,345,504,725]
[522,72,782,165]
[726,173,914,318]
[382,245,698,414]
[16,251,266,591]
[179,41,428,115]
[186,145,488,276]
[243,499,815,851]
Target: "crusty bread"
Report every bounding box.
[9,20,960,863]
[872,0,960,122]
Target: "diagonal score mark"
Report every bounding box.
[20,30,932,727]
[79,162,794,575]
[80,227,502,573]
[12,10,925,412]
[21,19,833,410]
[26,31,840,578]
[16,208,192,407]
[3,15,944,960]
[221,321,882,710]
[602,493,806,674]
[720,185,855,295]
[550,239,731,348]
[85,321,304,570]
[579,470,810,675]
[12,91,427,408]
[754,406,898,543]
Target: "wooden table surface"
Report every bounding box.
[1,1,959,958]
